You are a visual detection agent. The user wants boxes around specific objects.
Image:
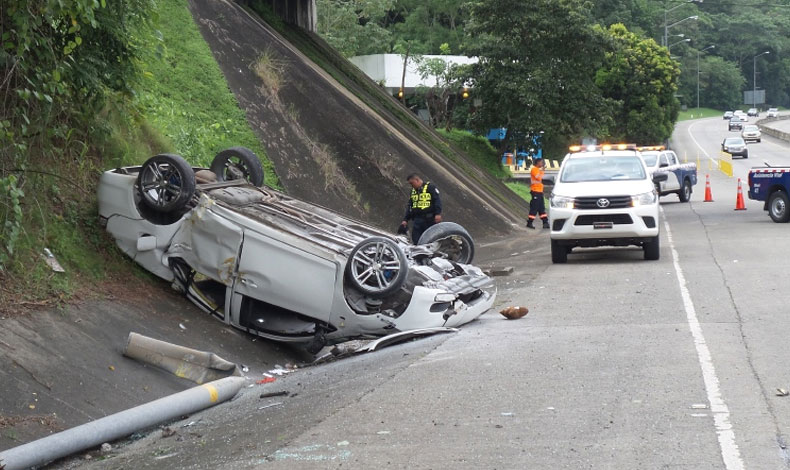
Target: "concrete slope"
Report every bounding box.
[0,290,306,452]
[188,0,527,238]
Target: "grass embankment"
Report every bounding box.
[436,129,534,204]
[0,0,277,309]
[677,108,721,121]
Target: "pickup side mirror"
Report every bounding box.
[659,162,669,168]
[652,173,668,184]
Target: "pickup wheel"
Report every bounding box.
[678,179,692,202]
[643,236,660,260]
[768,191,790,223]
[551,239,568,264]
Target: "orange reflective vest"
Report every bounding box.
[530,166,544,192]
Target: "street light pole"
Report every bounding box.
[669,38,691,52]
[753,51,770,109]
[697,45,715,109]
[663,0,701,47]
[664,16,698,49]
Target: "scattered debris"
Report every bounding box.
[100,443,112,453]
[500,412,514,417]
[499,306,529,320]
[241,365,249,373]
[337,441,350,446]
[259,391,289,399]
[257,377,277,385]
[108,365,115,371]
[161,426,177,438]
[178,323,187,330]
[777,388,789,397]
[490,266,514,276]
[42,248,65,273]
[258,402,282,410]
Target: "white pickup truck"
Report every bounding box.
[638,147,698,202]
[549,145,667,263]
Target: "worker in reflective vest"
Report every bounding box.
[400,173,442,244]
[527,158,549,229]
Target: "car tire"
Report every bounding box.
[768,191,790,223]
[551,239,567,264]
[678,179,692,203]
[743,151,748,159]
[210,147,265,187]
[137,154,196,213]
[417,222,475,264]
[346,237,408,298]
[643,236,660,261]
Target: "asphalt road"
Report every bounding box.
[49,118,790,469]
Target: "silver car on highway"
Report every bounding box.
[98,148,495,352]
[741,124,762,143]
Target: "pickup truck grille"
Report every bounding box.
[575,214,633,225]
[574,196,632,210]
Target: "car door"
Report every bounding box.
[233,229,337,324]
[657,153,672,192]
[664,152,681,191]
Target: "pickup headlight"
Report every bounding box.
[632,191,657,206]
[550,194,574,209]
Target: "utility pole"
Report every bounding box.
[753,51,770,109]
[697,45,715,109]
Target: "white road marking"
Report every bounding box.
[663,216,744,469]
[687,120,718,164]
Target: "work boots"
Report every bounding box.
[526,219,535,229]
[542,219,550,229]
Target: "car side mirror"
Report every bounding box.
[652,173,668,183]
[659,162,669,168]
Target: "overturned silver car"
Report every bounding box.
[98,148,495,352]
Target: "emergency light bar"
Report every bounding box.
[636,145,666,151]
[568,143,637,153]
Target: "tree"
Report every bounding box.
[316,0,394,57]
[595,24,679,143]
[463,0,613,154]
[701,56,746,110]
[413,43,468,130]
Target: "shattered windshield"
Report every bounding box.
[560,155,646,183]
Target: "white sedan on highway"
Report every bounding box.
[98,147,495,352]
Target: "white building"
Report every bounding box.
[349,54,477,96]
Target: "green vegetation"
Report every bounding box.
[437,130,510,179]
[505,182,531,203]
[596,24,680,143]
[1,0,277,307]
[136,0,277,186]
[678,108,722,121]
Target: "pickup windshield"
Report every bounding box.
[560,155,646,183]
[641,152,659,167]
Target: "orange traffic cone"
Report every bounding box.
[734,178,747,211]
[704,174,714,202]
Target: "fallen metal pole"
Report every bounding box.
[0,376,246,470]
[123,332,241,384]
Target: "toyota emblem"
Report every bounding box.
[596,198,610,208]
